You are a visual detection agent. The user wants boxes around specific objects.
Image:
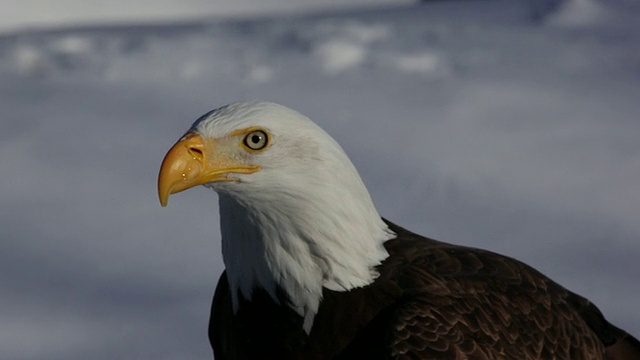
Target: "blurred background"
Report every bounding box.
[1,0,639,359]
[1,0,417,33]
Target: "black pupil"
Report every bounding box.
[251,134,261,144]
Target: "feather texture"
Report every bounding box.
[165,101,639,359]
[210,220,640,359]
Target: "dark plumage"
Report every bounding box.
[210,220,640,359]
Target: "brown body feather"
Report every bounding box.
[209,220,640,359]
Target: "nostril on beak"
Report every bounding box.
[188,147,204,159]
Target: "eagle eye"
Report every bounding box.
[243,130,269,151]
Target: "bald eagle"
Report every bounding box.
[158,101,639,359]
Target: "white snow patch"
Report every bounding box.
[314,39,366,74]
[50,35,92,54]
[12,43,44,75]
[312,21,391,74]
[394,52,450,77]
[342,22,391,44]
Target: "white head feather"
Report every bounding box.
[190,101,394,332]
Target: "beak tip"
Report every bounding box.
[158,190,169,207]
[158,132,208,208]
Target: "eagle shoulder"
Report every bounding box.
[382,220,636,359]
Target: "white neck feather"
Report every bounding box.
[195,101,396,332]
[216,163,394,333]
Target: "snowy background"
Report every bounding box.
[1,0,639,359]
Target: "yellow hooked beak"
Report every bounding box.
[157,133,260,207]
